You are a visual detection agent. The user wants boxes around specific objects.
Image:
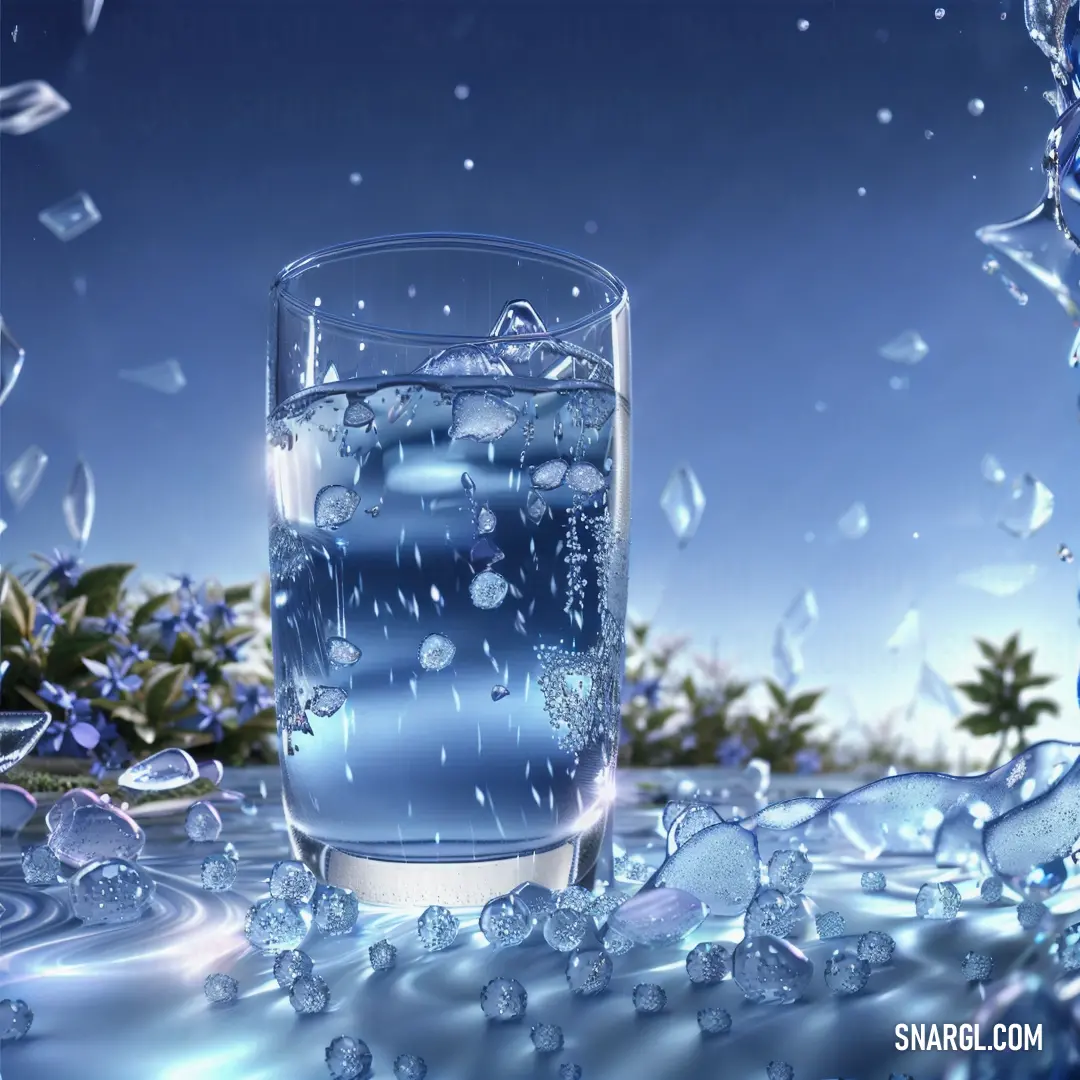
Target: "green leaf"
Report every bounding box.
[57,595,88,630]
[143,664,190,726]
[45,627,112,683]
[16,687,52,713]
[70,563,135,617]
[1,572,35,640]
[789,691,824,718]
[131,592,172,629]
[111,705,149,725]
[764,680,787,711]
[223,584,253,606]
[958,713,1003,737]
[975,638,999,665]
[956,681,996,706]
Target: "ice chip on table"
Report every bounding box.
[644,820,759,916]
[530,1023,564,1052]
[480,976,527,1020]
[745,889,801,938]
[686,941,730,985]
[768,849,813,893]
[393,1055,427,1080]
[314,485,361,529]
[343,396,376,428]
[469,569,508,610]
[244,897,311,952]
[660,464,706,546]
[878,329,929,364]
[824,947,870,994]
[201,852,238,891]
[48,802,145,867]
[0,80,71,135]
[5,445,47,508]
[270,860,318,904]
[38,191,102,241]
[697,1007,731,1035]
[0,785,36,833]
[418,632,456,671]
[70,858,155,925]
[84,0,105,33]
[184,801,222,842]
[815,910,846,937]
[566,461,606,496]
[413,342,514,378]
[289,974,330,1014]
[632,983,667,1013]
[480,893,532,947]
[489,299,548,364]
[448,391,519,440]
[314,884,359,934]
[118,747,200,791]
[118,358,187,394]
[22,844,61,885]
[203,973,238,1004]
[915,881,961,919]
[983,758,1080,876]
[999,473,1054,538]
[308,686,347,717]
[327,636,362,665]
[417,904,459,950]
[0,317,26,408]
[530,459,569,490]
[838,501,869,539]
[273,948,313,988]
[857,930,894,965]
[962,951,995,982]
[327,1036,372,1080]
[62,459,95,548]
[912,662,962,718]
[733,934,813,1004]
[886,608,921,653]
[957,563,1038,596]
[0,712,51,772]
[606,887,707,946]
[564,946,612,995]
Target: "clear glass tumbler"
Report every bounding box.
[266,234,631,906]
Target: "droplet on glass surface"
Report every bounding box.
[308,685,347,717]
[915,881,961,919]
[448,391,519,441]
[48,801,145,866]
[526,489,547,522]
[21,843,61,885]
[0,79,71,134]
[489,299,548,365]
[244,897,311,952]
[0,999,33,1040]
[314,884,359,935]
[343,397,376,428]
[414,343,513,378]
[369,939,397,971]
[469,569,509,610]
[327,637,362,666]
[273,948,313,988]
[480,976,528,1020]
[417,904,459,950]
[733,934,814,1004]
[838,501,869,539]
[38,191,101,241]
[646,820,760,916]
[4,445,48,508]
[0,317,26,408]
[632,982,666,1013]
[531,459,569,490]
[565,462,606,496]
[314,485,361,530]
[968,97,986,116]
[326,1036,372,1080]
[118,747,200,791]
[660,464,706,546]
[204,973,238,1004]
[531,1022,564,1052]
[878,329,928,363]
[479,893,532,948]
[418,633,456,672]
[565,946,613,995]
[607,886,707,946]
[270,860,318,904]
[877,107,894,124]
[490,684,509,701]
[0,711,50,773]
[686,941,730,985]
[118,358,187,394]
[998,473,1054,538]
[184,800,222,842]
[201,852,238,891]
[69,858,155,925]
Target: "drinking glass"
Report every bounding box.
[266,234,632,906]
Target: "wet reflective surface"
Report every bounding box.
[3,765,1079,1080]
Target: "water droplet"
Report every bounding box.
[480,893,532,947]
[118,747,200,791]
[968,97,986,116]
[69,858,155,925]
[838,501,870,539]
[998,473,1054,538]
[469,569,509,609]
[184,801,222,842]
[879,329,928,363]
[530,459,569,490]
[327,636,362,665]
[877,107,893,124]
[314,485,361,529]
[308,685,347,717]
[244,897,311,952]
[607,886,707,946]
[660,464,706,546]
[491,684,510,701]
[418,633,456,671]
[62,459,95,548]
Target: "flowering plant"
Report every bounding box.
[0,551,277,777]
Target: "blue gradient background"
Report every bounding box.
[3,0,1077,755]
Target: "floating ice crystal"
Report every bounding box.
[414,343,513,378]
[632,983,666,1013]
[857,930,895,965]
[69,858,155,925]
[0,999,33,1041]
[39,191,101,241]
[369,939,397,971]
[697,1007,731,1035]
[448,391,518,440]
[480,976,527,1020]
[886,608,921,653]
[417,905,459,950]
[0,317,25,409]
[327,637,362,665]
[660,464,706,546]
[733,934,814,1004]
[0,80,71,134]
[314,885,359,935]
[531,459,569,489]
[4,446,47,508]
[526,489,547,522]
[0,712,50,773]
[531,1022,564,1052]
[686,941,730,985]
[204,973,238,1004]
[118,747,200,791]
[767,849,813,894]
[308,686,347,717]
[118,358,187,394]
[273,948,313,988]
[824,947,870,994]
[607,886,707,946]
[201,853,238,891]
[491,684,510,701]
[982,453,1007,484]
[184,801,222,842]
[314,485,361,529]
[343,397,376,428]
[962,951,994,981]
[878,330,929,364]
[490,299,547,365]
[270,860,318,904]
[999,473,1054,538]
[544,908,590,952]
[63,460,95,548]
[244,898,311,952]
[418,633,456,672]
[480,893,532,947]
[469,569,509,609]
[915,881,961,919]
[838,501,869,539]
[326,1036,372,1080]
[957,563,1038,596]
[771,589,819,689]
[477,505,496,532]
[566,461,606,496]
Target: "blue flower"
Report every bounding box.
[180,594,208,632]
[184,671,211,702]
[172,572,197,595]
[82,656,143,698]
[187,701,237,742]
[35,681,99,756]
[621,676,661,708]
[215,639,248,664]
[121,642,150,664]
[38,548,82,590]
[716,734,751,768]
[794,748,822,775]
[32,604,65,645]
[680,733,698,752]
[233,681,272,723]
[102,611,131,637]
[207,597,238,628]
[155,611,185,651]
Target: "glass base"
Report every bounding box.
[288,809,612,907]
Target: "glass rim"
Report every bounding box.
[271,231,628,346]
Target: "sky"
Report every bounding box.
[2,0,1080,759]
